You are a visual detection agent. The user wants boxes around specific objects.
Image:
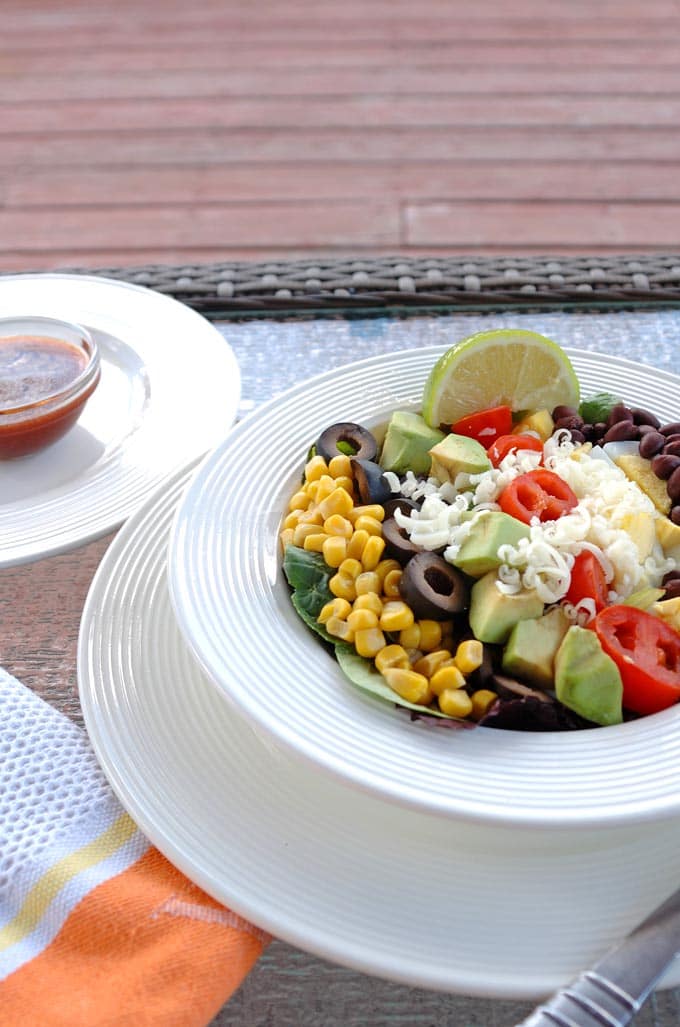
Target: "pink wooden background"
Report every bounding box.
[2,0,680,270]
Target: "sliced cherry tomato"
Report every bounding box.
[594,605,680,715]
[498,468,578,525]
[488,433,544,468]
[565,550,609,615]
[450,405,512,448]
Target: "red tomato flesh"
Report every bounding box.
[594,605,680,715]
[450,405,512,448]
[498,469,578,525]
[488,433,544,468]
[565,550,609,615]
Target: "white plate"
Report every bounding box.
[0,273,240,567]
[77,466,680,998]
[168,347,680,828]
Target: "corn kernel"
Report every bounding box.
[438,688,473,718]
[360,534,385,571]
[374,644,411,673]
[318,486,354,520]
[288,490,310,511]
[355,627,387,659]
[417,620,443,652]
[339,557,363,580]
[412,649,452,678]
[297,508,324,525]
[382,568,403,598]
[328,454,353,479]
[399,623,421,649]
[430,664,466,696]
[323,513,354,538]
[355,571,381,595]
[283,510,302,530]
[304,455,328,482]
[315,475,337,502]
[380,601,415,632]
[375,558,401,584]
[347,608,379,632]
[347,529,370,561]
[318,598,352,624]
[303,532,327,553]
[455,639,484,675]
[382,667,432,705]
[279,527,295,549]
[350,504,385,523]
[322,535,348,568]
[329,573,356,602]
[353,515,383,536]
[326,616,354,642]
[353,592,383,616]
[470,689,497,720]
[293,522,322,547]
[333,475,355,495]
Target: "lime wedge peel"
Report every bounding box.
[421,329,580,429]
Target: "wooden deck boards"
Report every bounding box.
[2,0,680,271]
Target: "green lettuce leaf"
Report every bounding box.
[335,643,458,719]
[283,545,335,642]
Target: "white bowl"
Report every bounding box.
[168,346,680,829]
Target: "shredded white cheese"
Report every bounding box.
[393,431,674,620]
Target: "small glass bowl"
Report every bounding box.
[0,316,101,459]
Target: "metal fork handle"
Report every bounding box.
[517,970,641,1027]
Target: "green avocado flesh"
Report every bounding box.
[468,570,544,645]
[429,432,491,483]
[502,607,570,690]
[554,625,623,726]
[452,510,530,578]
[380,410,444,475]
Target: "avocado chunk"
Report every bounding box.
[380,411,445,475]
[502,606,570,690]
[468,570,544,644]
[429,432,491,485]
[452,510,530,578]
[554,625,623,726]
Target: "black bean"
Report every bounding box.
[554,414,584,431]
[664,579,680,601]
[667,465,680,505]
[639,431,666,459]
[606,403,634,427]
[652,453,680,480]
[569,429,586,445]
[672,505,680,526]
[630,407,661,428]
[664,433,680,447]
[603,420,640,443]
[638,424,658,436]
[662,570,680,585]
[660,421,680,437]
[664,440,680,458]
[552,405,578,421]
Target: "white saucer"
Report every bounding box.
[77,466,680,1000]
[0,273,239,567]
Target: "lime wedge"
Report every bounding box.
[421,329,580,429]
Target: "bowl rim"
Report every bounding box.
[0,314,100,417]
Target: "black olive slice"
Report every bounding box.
[382,496,421,519]
[490,673,552,703]
[316,422,378,463]
[399,552,469,619]
[350,458,392,505]
[381,516,423,564]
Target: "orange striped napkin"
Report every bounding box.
[0,668,269,1027]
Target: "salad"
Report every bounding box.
[280,333,680,732]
